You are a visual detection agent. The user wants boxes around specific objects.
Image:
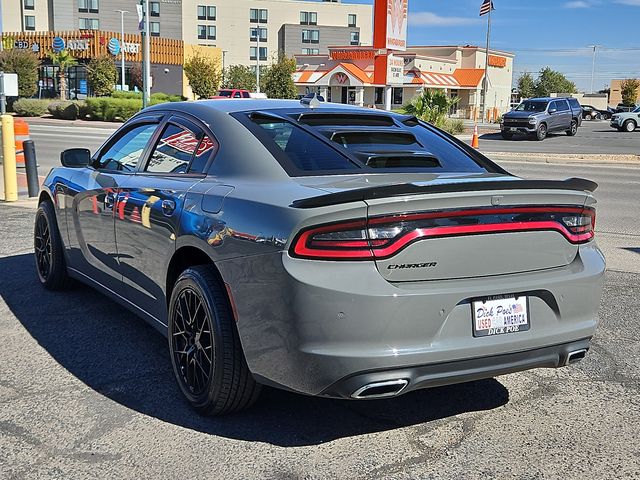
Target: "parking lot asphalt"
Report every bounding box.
[0,161,639,479]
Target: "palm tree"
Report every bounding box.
[49,49,77,100]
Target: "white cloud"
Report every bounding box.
[408,12,481,27]
[564,1,590,8]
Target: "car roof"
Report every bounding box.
[144,98,368,115]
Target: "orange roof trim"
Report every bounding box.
[453,69,485,87]
[339,63,372,84]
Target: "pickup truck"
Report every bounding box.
[610,105,640,132]
[500,97,582,141]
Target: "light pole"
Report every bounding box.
[589,45,599,94]
[141,0,151,107]
[115,9,129,91]
[255,30,260,93]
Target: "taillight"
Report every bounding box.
[290,206,595,261]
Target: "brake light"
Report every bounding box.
[290,206,595,261]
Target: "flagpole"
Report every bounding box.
[481,3,492,123]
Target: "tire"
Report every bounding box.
[535,123,547,141]
[594,113,602,121]
[623,120,637,132]
[34,200,71,290]
[566,119,578,136]
[168,265,261,416]
[585,114,592,121]
[501,131,513,140]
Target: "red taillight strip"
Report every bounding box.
[290,206,595,261]
[369,221,593,260]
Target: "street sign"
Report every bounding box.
[1,73,19,96]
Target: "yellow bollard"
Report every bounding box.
[1,115,18,202]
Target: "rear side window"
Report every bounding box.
[568,98,581,109]
[556,100,570,112]
[242,113,488,175]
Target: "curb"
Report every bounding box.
[482,152,640,165]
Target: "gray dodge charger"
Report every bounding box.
[34,99,605,415]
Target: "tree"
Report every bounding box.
[184,52,222,99]
[129,62,143,91]
[0,49,40,97]
[86,55,117,96]
[49,49,77,100]
[533,67,577,97]
[517,72,535,99]
[261,54,297,99]
[223,64,257,91]
[620,79,640,106]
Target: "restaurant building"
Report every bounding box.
[0,30,220,99]
[294,44,515,118]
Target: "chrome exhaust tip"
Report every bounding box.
[565,348,588,366]
[351,379,409,399]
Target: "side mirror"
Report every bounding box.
[61,148,91,168]
[548,108,557,114]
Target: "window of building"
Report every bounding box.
[150,21,160,36]
[350,31,360,45]
[207,6,216,20]
[199,5,215,20]
[150,1,160,17]
[250,8,268,23]
[79,17,99,30]
[78,0,98,13]
[197,5,206,19]
[392,87,403,105]
[207,25,216,40]
[197,25,206,39]
[302,48,319,55]
[300,11,317,25]
[24,0,35,10]
[24,15,36,30]
[250,27,267,42]
[302,29,319,44]
[348,14,357,27]
[250,46,268,61]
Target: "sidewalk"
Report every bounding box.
[21,115,119,130]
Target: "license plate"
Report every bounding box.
[510,127,518,132]
[472,295,530,337]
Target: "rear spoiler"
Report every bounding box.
[291,177,598,209]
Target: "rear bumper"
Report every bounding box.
[219,243,605,397]
[321,338,591,399]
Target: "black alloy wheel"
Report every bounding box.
[535,123,547,141]
[171,286,214,397]
[168,266,261,415]
[34,201,71,290]
[567,120,578,136]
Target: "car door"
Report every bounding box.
[547,100,561,131]
[114,114,219,324]
[65,118,161,290]
[557,99,572,129]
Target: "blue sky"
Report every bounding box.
[344,0,640,91]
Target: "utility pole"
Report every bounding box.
[480,5,492,123]
[255,30,260,93]
[589,45,598,94]
[115,10,129,91]
[140,0,151,108]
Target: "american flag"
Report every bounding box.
[480,0,494,16]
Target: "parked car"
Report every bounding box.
[610,105,640,132]
[614,103,638,113]
[211,89,251,99]
[581,104,611,120]
[35,99,605,415]
[501,97,582,140]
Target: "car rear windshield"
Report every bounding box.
[218,90,232,97]
[238,111,490,176]
[515,101,548,112]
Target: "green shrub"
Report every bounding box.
[442,119,465,135]
[13,98,50,117]
[86,97,142,122]
[150,92,183,103]
[111,90,142,99]
[48,101,87,120]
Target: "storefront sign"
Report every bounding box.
[386,54,404,85]
[488,55,507,68]
[330,49,375,61]
[385,0,408,51]
[108,38,141,56]
[67,39,90,51]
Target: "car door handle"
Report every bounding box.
[161,199,176,216]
